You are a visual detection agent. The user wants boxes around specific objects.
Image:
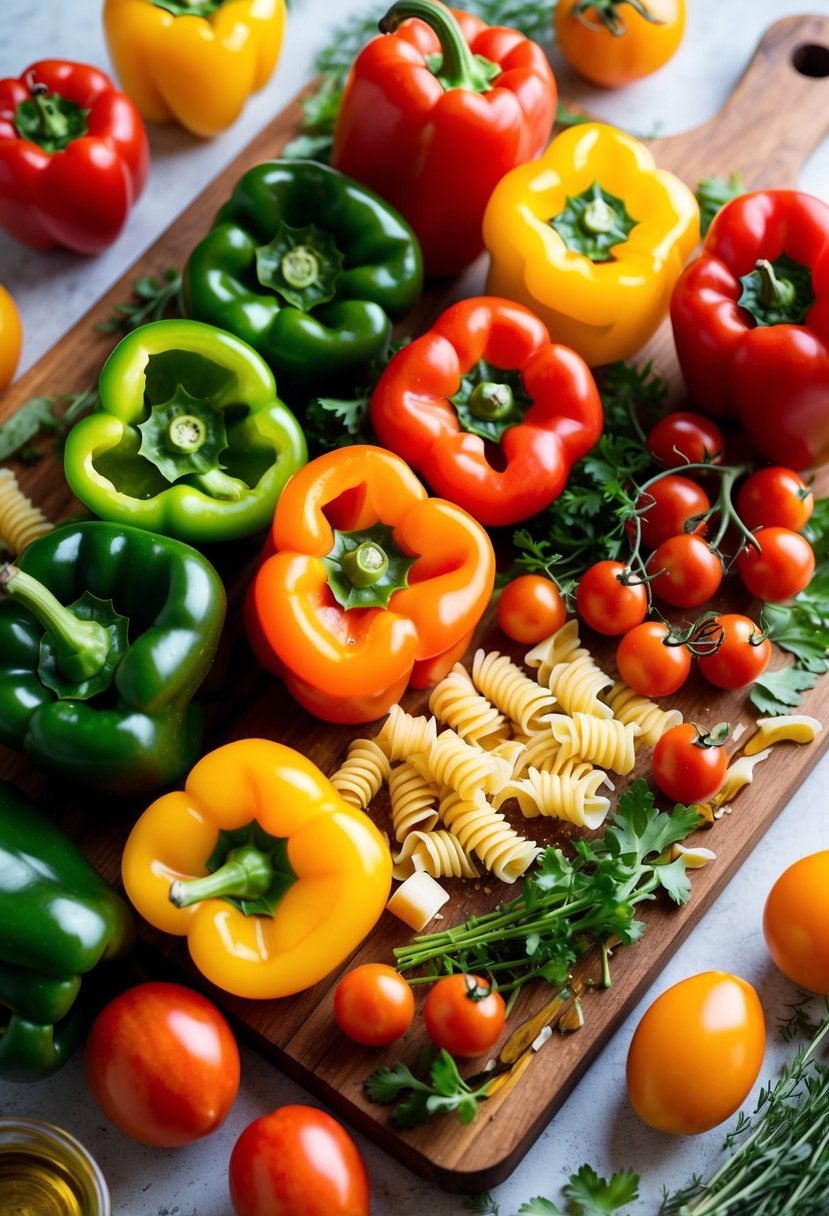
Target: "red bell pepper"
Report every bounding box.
[671,189,829,470]
[369,297,603,525]
[0,60,149,254]
[331,0,557,278]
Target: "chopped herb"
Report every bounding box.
[468,1165,640,1215]
[0,388,97,463]
[97,268,183,335]
[365,1048,492,1127]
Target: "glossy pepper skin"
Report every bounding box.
[103,0,285,139]
[484,122,700,366]
[0,59,148,254]
[0,521,226,795]
[331,0,557,278]
[122,738,392,999]
[246,445,496,723]
[183,159,423,401]
[0,282,22,391]
[671,190,829,469]
[0,780,134,1081]
[370,296,603,526]
[64,319,307,543]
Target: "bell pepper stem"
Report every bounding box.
[0,564,111,683]
[469,381,514,421]
[169,844,274,908]
[379,0,498,93]
[754,258,797,311]
[26,78,71,144]
[341,541,390,588]
[582,197,617,235]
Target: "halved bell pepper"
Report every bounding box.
[183,159,423,401]
[369,296,603,525]
[64,318,306,543]
[245,445,496,723]
[483,122,700,366]
[0,780,134,1081]
[0,521,226,794]
[121,738,392,999]
[103,0,286,138]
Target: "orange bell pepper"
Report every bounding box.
[245,445,496,723]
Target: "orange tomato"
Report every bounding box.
[763,851,829,995]
[626,971,765,1134]
[555,0,685,89]
[0,282,21,391]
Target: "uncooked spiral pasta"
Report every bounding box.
[330,738,390,809]
[543,653,614,719]
[493,765,611,830]
[0,469,53,555]
[439,790,541,884]
[604,681,683,747]
[428,664,506,745]
[388,760,440,841]
[412,728,512,801]
[471,648,556,734]
[525,619,583,686]
[374,704,438,762]
[392,829,479,881]
[550,713,641,775]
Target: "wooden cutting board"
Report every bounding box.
[2,13,829,1193]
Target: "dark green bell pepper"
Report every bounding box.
[182,159,423,400]
[0,520,226,794]
[64,318,307,543]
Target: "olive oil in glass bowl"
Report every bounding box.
[0,1118,110,1216]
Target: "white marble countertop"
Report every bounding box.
[1,2,829,1213]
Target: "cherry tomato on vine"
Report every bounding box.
[497,574,566,644]
[646,411,724,469]
[615,621,691,698]
[576,560,648,636]
[554,0,685,89]
[737,466,814,532]
[696,614,771,690]
[735,526,815,602]
[334,963,415,1047]
[229,1105,370,1216]
[652,721,729,805]
[626,971,765,1135]
[635,475,710,550]
[646,533,723,608]
[83,981,240,1147]
[763,851,829,995]
[423,974,506,1059]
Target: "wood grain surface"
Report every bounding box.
[2,13,829,1193]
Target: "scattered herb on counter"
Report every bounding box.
[467,1164,640,1215]
[695,172,746,236]
[0,387,97,463]
[364,1047,492,1127]
[97,268,183,335]
[303,340,408,452]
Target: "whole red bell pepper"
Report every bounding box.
[370,297,603,526]
[331,0,557,278]
[0,60,149,254]
[671,189,829,470]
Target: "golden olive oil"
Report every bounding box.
[0,1147,84,1216]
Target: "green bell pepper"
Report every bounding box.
[0,520,226,794]
[0,780,133,1082]
[64,318,307,543]
[182,159,423,400]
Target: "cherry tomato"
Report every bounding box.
[735,526,815,602]
[763,851,829,995]
[646,533,723,609]
[615,621,691,698]
[83,981,240,1147]
[334,963,415,1047]
[423,974,506,1059]
[497,574,567,645]
[697,613,772,690]
[635,475,710,550]
[652,721,729,805]
[576,560,648,636]
[647,411,724,469]
[229,1105,370,1216]
[554,0,685,89]
[0,282,22,392]
[626,971,765,1134]
[737,466,814,532]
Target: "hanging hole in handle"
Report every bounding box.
[791,43,829,78]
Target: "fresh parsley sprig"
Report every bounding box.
[97,268,183,336]
[0,387,97,463]
[364,1047,492,1127]
[468,1164,640,1215]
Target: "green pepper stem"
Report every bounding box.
[341,541,390,588]
[281,245,321,289]
[468,381,514,421]
[193,468,248,501]
[27,80,71,144]
[167,414,207,454]
[379,0,498,92]
[169,845,274,908]
[0,564,111,683]
[582,197,617,235]
[754,258,797,310]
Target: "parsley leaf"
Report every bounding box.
[365,1049,491,1128]
[97,269,182,335]
[749,665,820,715]
[565,1164,640,1215]
[0,388,98,463]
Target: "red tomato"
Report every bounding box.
[229,1105,370,1216]
[735,527,815,602]
[652,722,728,805]
[576,560,648,636]
[334,963,415,1047]
[615,621,691,698]
[737,467,814,532]
[635,475,710,550]
[763,852,829,995]
[423,974,506,1059]
[697,614,772,690]
[626,971,765,1134]
[646,411,724,469]
[497,574,567,645]
[83,981,240,1147]
[554,0,685,88]
[646,533,723,609]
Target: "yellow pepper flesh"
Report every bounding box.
[483,123,700,366]
[122,738,393,998]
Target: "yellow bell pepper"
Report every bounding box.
[102,0,286,138]
[483,122,700,366]
[121,738,393,998]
